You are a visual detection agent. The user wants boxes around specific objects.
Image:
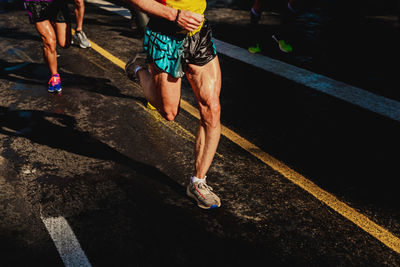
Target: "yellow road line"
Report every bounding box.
[136,102,223,158]
[72,29,126,70]
[86,37,400,254]
[90,41,126,70]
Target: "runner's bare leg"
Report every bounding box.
[186,57,222,179]
[137,63,182,120]
[35,20,58,75]
[54,22,71,48]
[74,0,85,31]
[137,57,221,179]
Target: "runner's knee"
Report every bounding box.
[58,39,71,49]
[74,0,84,8]
[200,99,220,128]
[161,107,179,121]
[43,37,57,53]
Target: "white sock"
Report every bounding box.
[190,176,207,184]
[135,66,142,75]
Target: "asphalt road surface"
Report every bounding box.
[1,0,400,266]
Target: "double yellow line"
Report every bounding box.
[85,36,400,254]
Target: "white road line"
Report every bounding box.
[86,0,400,123]
[4,62,30,71]
[41,216,92,267]
[86,0,131,19]
[213,39,400,122]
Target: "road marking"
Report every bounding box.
[136,99,224,158]
[41,216,92,267]
[212,39,400,122]
[86,0,131,19]
[72,29,126,70]
[3,62,30,71]
[85,0,400,254]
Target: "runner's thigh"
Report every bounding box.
[186,56,221,105]
[35,20,57,44]
[55,22,71,47]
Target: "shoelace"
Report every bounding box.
[197,181,214,193]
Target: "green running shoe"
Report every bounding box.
[248,43,262,54]
[272,35,293,53]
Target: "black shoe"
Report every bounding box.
[125,53,147,81]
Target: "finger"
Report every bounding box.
[187,17,203,27]
[183,24,197,32]
[184,21,201,31]
[191,13,204,23]
[182,10,203,23]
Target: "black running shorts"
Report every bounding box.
[24,0,70,24]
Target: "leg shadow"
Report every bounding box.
[0,106,183,195]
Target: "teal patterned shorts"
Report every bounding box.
[143,20,217,78]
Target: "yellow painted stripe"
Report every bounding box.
[85,37,400,254]
[72,29,125,70]
[136,100,224,158]
[90,41,126,70]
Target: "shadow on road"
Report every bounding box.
[0,59,142,100]
[0,105,294,266]
[0,106,183,196]
[0,27,41,42]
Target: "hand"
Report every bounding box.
[175,10,204,32]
